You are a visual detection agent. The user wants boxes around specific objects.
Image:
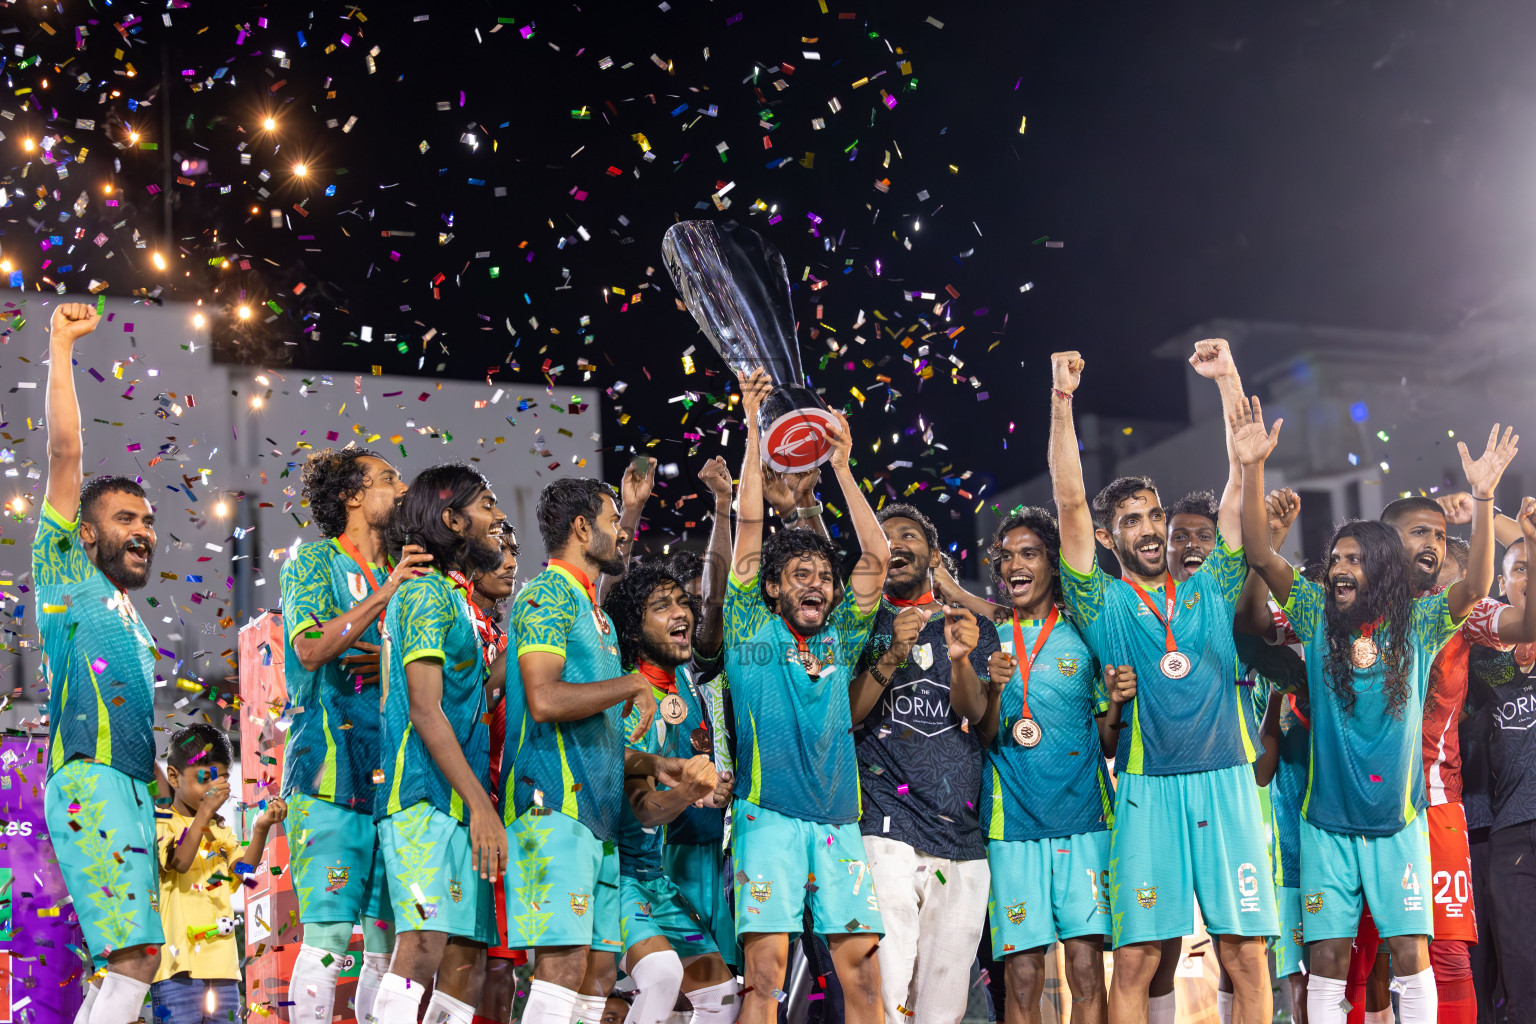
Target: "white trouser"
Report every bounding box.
[863,835,990,1024]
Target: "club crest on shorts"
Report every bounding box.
[1135,886,1157,908]
[449,880,463,904]
[327,867,349,890]
[1304,893,1324,914]
[570,893,591,917]
[750,881,773,903]
[1005,901,1027,924]
[636,901,652,918]
[1056,657,1078,677]
[149,889,160,913]
[1292,926,1305,948]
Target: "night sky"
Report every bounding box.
[5,0,1535,554]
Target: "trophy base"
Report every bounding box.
[759,386,836,473]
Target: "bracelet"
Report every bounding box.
[870,663,892,687]
[1052,387,1073,401]
[1474,495,1495,502]
[779,508,799,525]
[794,502,824,521]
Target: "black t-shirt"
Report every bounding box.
[1467,644,1536,831]
[854,600,1001,860]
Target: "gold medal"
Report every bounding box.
[1351,635,1379,669]
[1012,717,1042,748]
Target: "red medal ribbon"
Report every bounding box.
[1124,572,1178,656]
[447,570,507,665]
[549,558,597,604]
[636,658,678,695]
[1010,606,1059,721]
[333,533,393,629]
[888,590,936,608]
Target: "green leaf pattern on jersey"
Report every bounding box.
[58,767,140,949]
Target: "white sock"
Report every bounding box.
[73,982,100,1024]
[521,980,579,1024]
[1217,989,1233,1024]
[290,943,345,1022]
[575,991,613,1024]
[622,951,685,1024]
[355,951,392,1023]
[1365,1011,1396,1024]
[687,978,740,1023]
[1395,967,1437,1024]
[372,973,427,1024]
[1307,975,1350,1024]
[89,972,151,1024]
[1147,992,1177,1024]
[423,989,476,1024]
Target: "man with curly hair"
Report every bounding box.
[845,502,997,1024]
[724,369,891,1024]
[278,445,430,1024]
[601,562,738,1024]
[1233,396,1520,1024]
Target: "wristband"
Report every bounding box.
[1474,495,1495,502]
[870,663,892,687]
[1052,387,1073,401]
[778,508,799,524]
[794,502,824,521]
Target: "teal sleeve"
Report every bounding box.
[832,587,878,666]
[724,573,771,648]
[31,499,92,587]
[1196,534,1248,609]
[396,575,454,664]
[282,544,341,643]
[1411,589,1460,663]
[1091,654,1110,714]
[1280,569,1324,645]
[513,576,578,657]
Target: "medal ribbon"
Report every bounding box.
[333,533,394,629]
[1010,606,1059,721]
[1124,572,1178,656]
[636,658,678,695]
[549,558,597,604]
[888,590,936,608]
[447,570,507,666]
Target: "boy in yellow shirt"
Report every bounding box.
[154,724,287,1023]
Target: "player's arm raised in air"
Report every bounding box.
[1231,396,1293,606]
[732,368,773,582]
[696,455,735,658]
[1446,425,1520,623]
[826,410,890,614]
[43,303,101,521]
[1048,352,1096,576]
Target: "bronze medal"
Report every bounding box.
[1012,718,1043,748]
[1160,650,1192,679]
[1351,635,1379,669]
[660,693,689,725]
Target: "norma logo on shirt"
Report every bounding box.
[883,678,956,738]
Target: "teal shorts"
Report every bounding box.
[1274,885,1306,977]
[619,872,720,960]
[1298,816,1432,941]
[504,809,622,952]
[987,831,1110,958]
[664,842,738,968]
[1109,765,1278,947]
[377,802,496,944]
[287,792,392,926]
[731,800,884,939]
[44,761,165,965]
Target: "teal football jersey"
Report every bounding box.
[280,539,390,815]
[1283,571,1459,836]
[659,666,725,847]
[35,501,159,783]
[614,676,673,880]
[1061,539,1257,775]
[379,570,490,822]
[982,613,1112,841]
[723,573,877,824]
[504,564,627,841]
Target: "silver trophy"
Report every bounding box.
[663,220,835,473]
